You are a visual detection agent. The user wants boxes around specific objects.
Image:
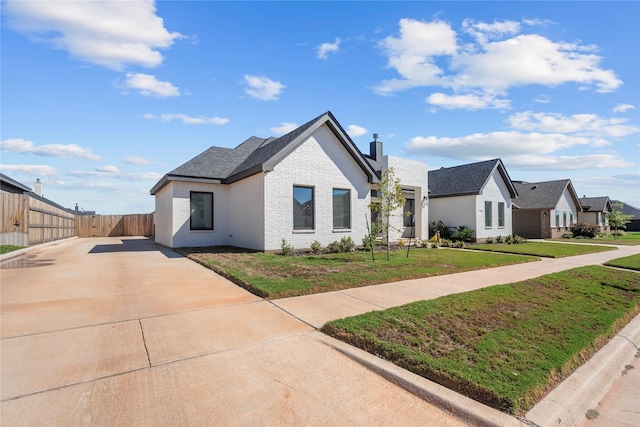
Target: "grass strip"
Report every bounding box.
[468,242,616,258]
[322,265,640,415]
[0,245,24,255]
[605,254,640,271]
[549,231,640,246]
[177,247,536,298]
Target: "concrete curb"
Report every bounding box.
[524,312,640,427]
[0,237,78,262]
[311,331,527,427]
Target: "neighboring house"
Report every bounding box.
[1,172,31,194]
[512,179,581,239]
[1,174,76,246]
[578,196,612,232]
[150,111,428,251]
[612,200,640,232]
[428,159,518,242]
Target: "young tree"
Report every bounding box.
[369,167,406,260]
[607,201,633,239]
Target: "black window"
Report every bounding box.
[190,192,213,230]
[293,186,314,230]
[333,189,351,229]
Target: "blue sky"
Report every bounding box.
[2,1,639,214]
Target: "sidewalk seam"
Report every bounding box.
[139,319,151,367]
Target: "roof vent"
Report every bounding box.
[531,185,538,190]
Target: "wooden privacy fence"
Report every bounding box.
[76,214,155,237]
[1,192,76,246]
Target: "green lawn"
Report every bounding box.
[0,245,24,254]
[178,247,537,298]
[552,231,640,246]
[468,241,616,258]
[322,265,640,415]
[605,254,640,271]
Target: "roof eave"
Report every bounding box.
[150,175,224,195]
[225,164,265,184]
[429,191,480,199]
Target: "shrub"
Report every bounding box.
[280,238,294,256]
[310,240,322,253]
[562,232,574,239]
[485,236,494,244]
[511,234,526,244]
[570,222,599,238]
[454,226,475,243]
[429,220,453,240]
[328,236,355,253]
[440,239,453,248]
[611,230,627,237]
[495,235,503,244]
[419,240,429,248]
[397,240,406,247]
[339,236,355,252]
[362,236,373,251]
[452,240,465,248]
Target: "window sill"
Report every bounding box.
[190,229,214,232]
[333,229,351,233]
[293,230,315,234]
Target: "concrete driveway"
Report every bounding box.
[1,237,467,426]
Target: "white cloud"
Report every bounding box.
[534,94,551,104]
[95,165,120,174]
[374,18,622,103]
[613,103,636,113]
[144,113,229,124]
[462,19,521,45]
[346,124,368,137]
[508,111,640,138]
[4,0,182,70]
[406,131,595,159]
[244,75,285,101]
[374,19,457,95]
[451,34,621,93]
[123,156,154,165]
[1,138,100,160]
[505,154,632,170]
[0,164,58,177]
[317,37,341,60]
[426,92,510,110]
[121,73,180,97]
[71,169,161,181]
[270,122,298,135]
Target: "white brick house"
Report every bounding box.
[151,111,428,251]
[428,159,518,242]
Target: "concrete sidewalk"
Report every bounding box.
[0,237,468,426]
[1,238,638,426]
[273,244,640,427]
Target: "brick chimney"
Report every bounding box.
[34,178,42,196]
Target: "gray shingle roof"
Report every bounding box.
[579,196,612,213]
[512,179,580,210]
[168,136,268,180]
[151,111,378,195]
[612,200,640,218]
[428,159,517,198]
[0,173,31,193]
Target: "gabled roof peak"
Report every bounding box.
[428,158,517,199]
[151,111,378,195]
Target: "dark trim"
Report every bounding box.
[293,185,315,231]
[189,191,214,231]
